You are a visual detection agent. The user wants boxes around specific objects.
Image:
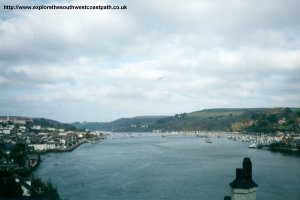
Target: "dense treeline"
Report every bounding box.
[246,108,300,132]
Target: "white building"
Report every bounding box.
[18,126,27,132]
[29,144,56,151]
[3,129,11,134]
[46,127,56,131]
[225,158,258,200]
[31,125,41,130]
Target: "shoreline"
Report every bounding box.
[39,139,88,155]
[38,136,107,155]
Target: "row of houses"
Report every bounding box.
[28,133,79,151]
[0,131,102,154]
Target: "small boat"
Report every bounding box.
[205,139,213,143]
[249,143,257,149]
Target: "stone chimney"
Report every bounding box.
[225,157,258,200]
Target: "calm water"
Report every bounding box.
[35,133,300,200]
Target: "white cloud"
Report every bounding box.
[0,0,300,122]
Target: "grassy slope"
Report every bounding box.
[188,108,268,118]
[72,108,300,132]
[73,116,169,131]
[149,108,300,133]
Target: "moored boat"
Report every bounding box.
[205,139,213,143]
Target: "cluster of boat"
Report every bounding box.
[107,131,288,149]
[157,131,289,148]
[226,134,284,149]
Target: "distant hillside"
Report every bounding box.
[28,118,77,131]
[150,108,300,133]
[72,116,169,131]
[73,108,300,133]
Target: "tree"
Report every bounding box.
[10,143,26,167]
[267,114,278,123]
[31,178,61,200]
[0,172,23,198]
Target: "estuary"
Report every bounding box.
[35,133,300,200]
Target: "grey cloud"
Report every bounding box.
[0,0,300,122]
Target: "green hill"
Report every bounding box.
[72,116,168,131]
[73,108,300,133]
[28,118,77,131]
[151,107,300,133]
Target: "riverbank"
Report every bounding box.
[223,132,300,155]
[38,135,108,154]
[267,142,300,155]
[39,139,88,154]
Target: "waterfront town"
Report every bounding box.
[0,116,106,199]
[0,116,106,152]
[0,116,299,199]
[155,130,300,152]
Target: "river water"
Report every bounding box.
[35,133,300,200]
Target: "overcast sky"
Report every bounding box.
[1,0,300,122]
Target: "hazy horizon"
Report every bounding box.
[1,106,299,124]
[1,0,300,122]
